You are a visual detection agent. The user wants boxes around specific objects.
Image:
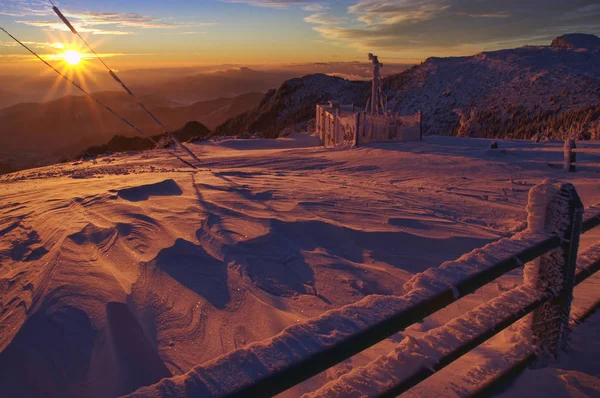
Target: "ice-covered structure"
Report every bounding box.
[316,54,423,148]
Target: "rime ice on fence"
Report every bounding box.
[524,181,584,356]
[125,228,550,398]
[315,103,422,147]
[315,53,423,148]
[303,286,541,398]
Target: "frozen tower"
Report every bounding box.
[369,53,383,115]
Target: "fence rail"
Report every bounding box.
[227,183,600,398]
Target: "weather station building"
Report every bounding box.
[316,54,423,148]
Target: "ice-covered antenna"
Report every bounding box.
[0,26,197,169]
[47,1,203,166]
[369,53,383,115]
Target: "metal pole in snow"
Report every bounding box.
[49,2,203,166]
[0,26,197,169]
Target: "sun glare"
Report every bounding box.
[63,50,81,65]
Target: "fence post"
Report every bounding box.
[564,139,576,172]
[354,112,360,147]
[525,182,584,357]
[418,110,423,140]
[335,108,340,146]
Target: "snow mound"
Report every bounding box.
[117,179,183,202]
[214,132,321,150]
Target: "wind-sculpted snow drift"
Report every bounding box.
[124,228,548,398]
[1,135,599,397]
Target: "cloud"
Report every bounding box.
[62,11,216,29]
[302,4,329,12]
[303,0,600,56]
[15,20,133,35]
[347,0,449,26]
[0,40,64,49]
[303,12,348,26]
[0,0,52,18]
[4,3,216,35]
[45,52,127,61]
[222,0,315,9]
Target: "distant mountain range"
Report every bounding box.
[0,63,410,108]
[129,67,297,104]
[2,34,599,174]
[0,62,412,173]
[0,88,19,109]
[78,121,212,159]
[218,33,600,140]
[0,91,263,171]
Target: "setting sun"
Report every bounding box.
[62,50,81,65]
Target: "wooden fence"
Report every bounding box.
[316,104,423,148]
[227,183,600,397]
[128,182,600,398]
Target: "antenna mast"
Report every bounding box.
[368,53,383,115]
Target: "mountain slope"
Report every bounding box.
[215,34,600,140]
[216,74,369,138]
[0,91,262,171]
[78,121,211,158]
[131,67,296,104]
[383,35,600,138]
[0,88,20,109]
[153,92,264,131]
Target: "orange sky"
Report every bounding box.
[1,0,599,74]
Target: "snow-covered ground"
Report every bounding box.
[0,134,599,397]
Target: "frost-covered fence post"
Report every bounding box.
[564,139,576,172]
[354,112,360,147]
[316,105,321,145]
[525,181,584,357]
[335,108,340,146]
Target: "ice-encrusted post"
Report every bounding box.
[354,112,360,147]
[418,110,423,140]
[525,181,584,357]
[564,139,576,172]
[335,107,340,146]
[316,105,322,145]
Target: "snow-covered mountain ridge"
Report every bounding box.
[218,34,600,140]
[386,34,600,139]
[216,74,369,138]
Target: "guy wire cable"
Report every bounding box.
[0,26,197,169]
[48,0,203,166]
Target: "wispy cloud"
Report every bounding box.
[348,0,449,26]
[15,20,133,35]
[0,40,64,49]
[302,4,329,12]
[3,3,216,35]
[62,11,216,30]
[222,0,313,9]
[0,0,52,18]
[303,0,600,56]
